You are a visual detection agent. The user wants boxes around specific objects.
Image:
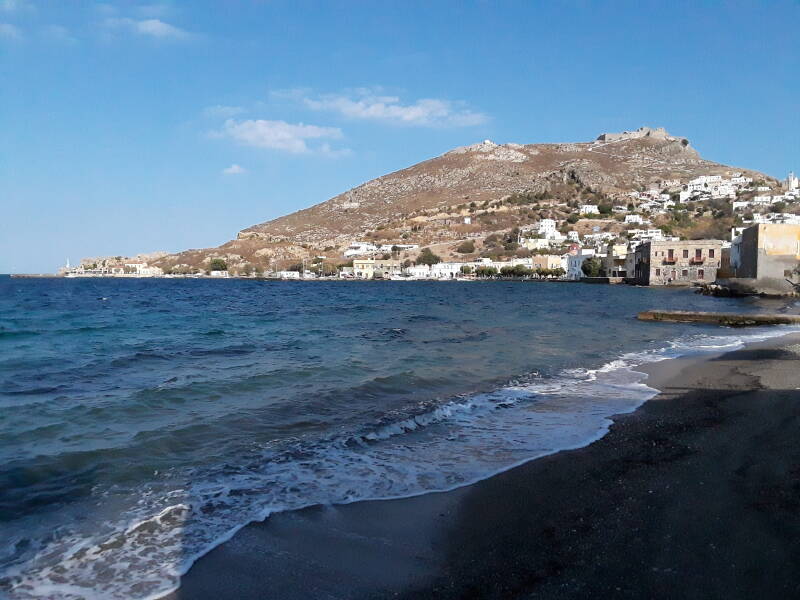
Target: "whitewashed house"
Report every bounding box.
[430,262,463,279]
[344,242,379,257]
[624,214,647,225]
[567,249,597,280]
[403,264,431,279]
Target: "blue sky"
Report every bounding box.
[1,0,798,273]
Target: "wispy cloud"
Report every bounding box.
[0,22,22,40]
[103,17,189,39]
[288,88,488,128]
[41,24,77,44]
[203,105,244,118]
[216,118,345,155]
[222,164,246,175]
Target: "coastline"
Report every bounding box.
[164,330,800,600]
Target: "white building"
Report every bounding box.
[627,228,670,243]
[377,243,419,253]
[624,214,648,225]
[579,204,600,215]
[430,262,464,279]
[786,172,799,191]
[566,249,597,280]
[537,218,558,236]
[751,213,800,225]
[344,242,379,257]
[403,265,431,279]
[520,238,553,251]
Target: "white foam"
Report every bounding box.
[4,326,798,600]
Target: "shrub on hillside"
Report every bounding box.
[456,240,475,254]
[416,248,442,266]
[209,258,228,271]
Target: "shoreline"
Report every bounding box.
[163,330,800,599]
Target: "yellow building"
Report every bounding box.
[733,224,800,280]
[531,255,562,270]
[352,258,402,279]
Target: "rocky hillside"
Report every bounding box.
[151,127,776,273]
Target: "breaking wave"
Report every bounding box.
[2,325,796,600]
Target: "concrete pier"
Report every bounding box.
[637,310,800,327]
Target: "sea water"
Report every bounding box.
[0,277,795,599]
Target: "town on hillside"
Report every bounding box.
[59,169,800,294]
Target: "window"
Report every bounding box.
[698,269,705,279]
[655,268,661,276]
[682,269,689,277]
[695,248,702,259]
[683,249,689,258]
[668,249,674,259]
[709,249,715,258]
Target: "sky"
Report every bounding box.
[1,0,798,273]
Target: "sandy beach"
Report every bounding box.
[165,331,800,600]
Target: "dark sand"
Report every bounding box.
[165,333,800,599]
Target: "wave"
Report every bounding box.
[1,325,797,600]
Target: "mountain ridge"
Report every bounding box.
[149,128,777,273]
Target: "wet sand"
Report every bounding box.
[165,332,800,599]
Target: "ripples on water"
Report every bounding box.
[0,277,794,599]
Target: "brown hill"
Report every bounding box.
[152,127,776,273]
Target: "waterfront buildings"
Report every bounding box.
[729,224,800,281]
[632,240,723,285]
[352,258,402,279]
[601,243,629,278]
[566,249,597,280]
[531,254,563,271]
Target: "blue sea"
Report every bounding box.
[0,277,796,599]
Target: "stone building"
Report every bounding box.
[632,240,723,285]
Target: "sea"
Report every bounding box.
[0,276,797,600]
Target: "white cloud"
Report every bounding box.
[222,164,246,175]
[217,118,344,154]
[41,24,77,44]
[103,17,189,39]
[0,22,21,40]
[298,89,488,127]
[203,105,244,118]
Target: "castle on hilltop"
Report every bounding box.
[596,126,675,143]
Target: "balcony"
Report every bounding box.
[663,256,677,264]
[690,257,705,264]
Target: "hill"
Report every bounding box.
[150,127,777,273]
